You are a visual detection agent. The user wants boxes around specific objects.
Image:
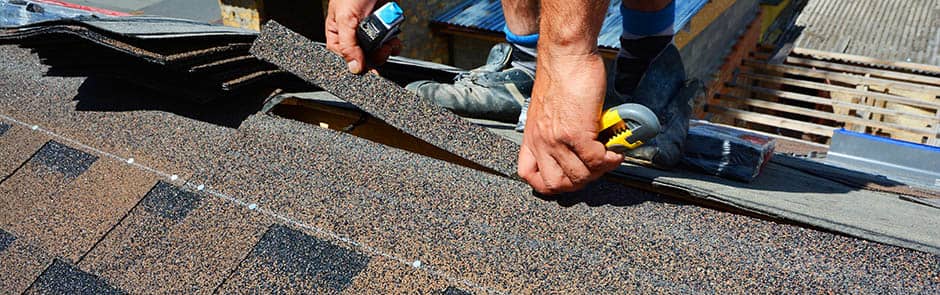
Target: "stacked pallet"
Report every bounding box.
[704,44,940,146]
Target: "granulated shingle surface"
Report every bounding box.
[0,136,156,262]
[219,224,370,293]
[30,140,97,178]
[199,114,940,293]
[0,233,53,293]
[443,286,472,295]
[341,256,453,293]
[0,45,242,181]
[1,39,939,293]
[250,21,518,177]
[140,181,203,220]
[0,123,47,182]
[79,182,270,294]
[0,228,14,252]
[25,259,125,295]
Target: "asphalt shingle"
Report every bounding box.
[198,113,940,293]
[250,21,519,177]
[25,259,125,295]
[0,40,938,293]
[0,138,157,262]
[140,181,202,220]
[0,122,47,183]
[78,181,270,294]
[0,232,53,292]
[0,228,14,252]
[219,224,370,293]
[0,45,241,181]
[29,140,97,179]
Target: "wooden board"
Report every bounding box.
[703,37,940,145]
[792,47,940,76]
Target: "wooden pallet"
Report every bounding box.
[701,34,940,146]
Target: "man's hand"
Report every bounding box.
[517,0,620,194]
[326,0,401,74]
[518,53,624,194]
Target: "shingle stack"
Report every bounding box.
[0,16,311,103]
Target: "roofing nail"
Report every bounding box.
[248,203,258,210]
[196,184,205,191]
[126,158,134,164]
[412,260,422,268]
[170,174,179,181]
[30,125,38,130]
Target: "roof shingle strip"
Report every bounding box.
[0,235,54,293]
[218,224,371,293]
[78,181,271,294]
[0,228,13,252]
[29,140,97,179]
[0,138,159,270]
[250,21,519,177]
[25,259,125,295]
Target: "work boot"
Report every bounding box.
[406,43,534,123]
[610,42,697,169]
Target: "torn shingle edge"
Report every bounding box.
[249,21,519,177]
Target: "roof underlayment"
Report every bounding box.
[1,33,940,293]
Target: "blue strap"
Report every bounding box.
[503,25,539,47]
[621,0,676,36]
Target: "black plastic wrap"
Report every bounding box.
[682,122,776,182]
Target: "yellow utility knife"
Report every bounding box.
[598,103,661,154]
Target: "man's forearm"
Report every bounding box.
[538,0,610,57]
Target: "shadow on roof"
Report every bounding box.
[71,75,265,128]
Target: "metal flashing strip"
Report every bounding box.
[828,129,940,188]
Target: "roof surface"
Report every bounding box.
[432,0,709,49]
[1,43,939,293]
[792,0,940,67]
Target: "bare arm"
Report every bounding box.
[517,0,622,194]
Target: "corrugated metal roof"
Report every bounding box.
[792,0,940,67]
[432,0,709,49]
